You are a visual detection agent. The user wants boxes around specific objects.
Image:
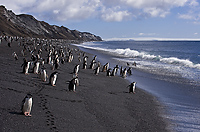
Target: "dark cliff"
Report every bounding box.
[0,5,102,41]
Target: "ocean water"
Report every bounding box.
[74,41,200,132]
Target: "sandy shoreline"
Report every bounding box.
[0,37,169,131]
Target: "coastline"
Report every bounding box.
[0,38,169,131]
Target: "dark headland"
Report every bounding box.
[0,5,169,132]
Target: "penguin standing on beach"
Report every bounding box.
[33,61,40,74]
[106,68,112,76]
[21,93,32,116]
[74,64,80,76]
[122,68,127,78]
[21,58,30,75]
[68,77,79,92]
[127,67,132,75]
[111,66,118,76]
[40,68,47,82]
[90,59,96,69]
[54,57,60,69]
[12,52,18,60]
[83,61,87,69]
[102,63,109,72]
[128,82,136,93]
[94,65,100,75]
[49,72,58,86]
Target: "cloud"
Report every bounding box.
[138,32,157,36]
[178,0,200,22]
[0,0,194,22]
[101,6,131,22]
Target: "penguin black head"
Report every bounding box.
[26,93,32,98]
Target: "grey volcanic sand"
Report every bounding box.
[0,38,169,132]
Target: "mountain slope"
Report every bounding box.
[0,5,102,41]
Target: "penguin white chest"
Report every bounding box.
[51,74,57,85]
[25,62,30,74]
[23,98,32,113]
[41,70,47,81]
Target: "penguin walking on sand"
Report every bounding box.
[128,82,136,93]
[102,63,109,72]
[94,65,100,75]
[122,68,127,78]
[90,59,96,69]
[111,67,118,76]
[106,68,112,76]
[54,57,60,70]
[33,61,40,74]
[49,72,58,86]
[68,77,79,92]
[83,61,87,69]
[21,58,30,75]
[21,94,32,116]
[74,64,80,76]
[12,52,18,60]
[40,68,47,82]
[127,67,132,75]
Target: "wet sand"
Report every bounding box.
[0,38,169,132]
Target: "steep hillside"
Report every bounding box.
[0,5,102,41]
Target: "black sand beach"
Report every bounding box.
[0,38,169,132]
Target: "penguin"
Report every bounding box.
[111,67,118,76]
[128,82,136,93]
[68,77,79,92]
[21,94,32,116]
[54,57,60,69]
[106,68,112,76]
[93,55,97,61]
[102,63,109,72]
[21,58,30,75]
[83,61,87,69]
[73,64,80,76]
[94,66,100,75]
[33,61,40,74]
[78,56,81,62]
[122,68,127,78]
[40,68,47,82]
[127,62,130,66]
[47,55,52,64]
[8,42,11,47]
[90,59,96,69]
[83,56,88,63]
[12,52,18,60]
[127,67,132,75]
[49,72,58,86]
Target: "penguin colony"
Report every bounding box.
[1,35,137,117]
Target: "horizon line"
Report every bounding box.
[103,37,200,41]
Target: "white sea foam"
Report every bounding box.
[75,43,200,70]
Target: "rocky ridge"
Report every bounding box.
[0,5,102,41]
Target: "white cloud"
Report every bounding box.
[178,13,194,20]
[178,0,200,25]
[101,6,131,22]
[0,0,196,22]
[138,32,157,36]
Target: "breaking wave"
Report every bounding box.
[75,43,200,69]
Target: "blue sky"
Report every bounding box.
[1,0,200,40]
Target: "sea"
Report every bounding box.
[73,40,200,132]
